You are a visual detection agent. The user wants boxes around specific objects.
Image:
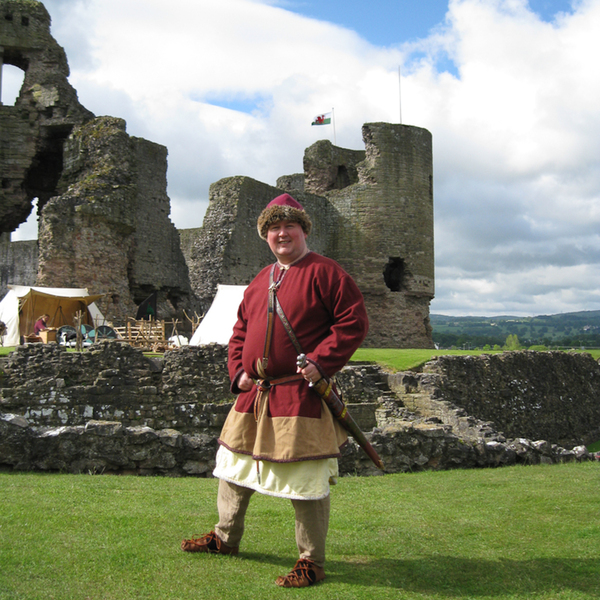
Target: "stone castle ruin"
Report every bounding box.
[1,0,434,347]
[187,123,434,347]
[0,0,195,323]
[1,1,598,478]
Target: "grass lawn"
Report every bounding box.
[351,348,600,372]
[3,344,600,369]
[1,463,599,600]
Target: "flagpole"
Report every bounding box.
[398,66,402,124]
[332,107,336,145]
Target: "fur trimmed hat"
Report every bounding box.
[257,193,312,240]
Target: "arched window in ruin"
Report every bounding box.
[383,257,405,292]
[0,63,25,106]
[11,198,39,241]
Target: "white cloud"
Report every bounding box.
[46,0,403,213]
[402,0,600,315]
[23,0,600,317]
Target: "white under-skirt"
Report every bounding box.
[213,445,338,500]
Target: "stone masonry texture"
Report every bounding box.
[0,0,198,323]
[0,0,93,233]
[0,343,595,476]
[35,116,196,321]
[0,234,38,296]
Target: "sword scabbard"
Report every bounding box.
[297,354,384,470]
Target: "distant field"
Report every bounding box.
[431,310,600,349]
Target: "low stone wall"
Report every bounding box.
[0,415,218,476]
[0,342,385,433]
[0,413,590,477]
[421,351,600,448]
[0,342,232,434]
[0,343,597,476]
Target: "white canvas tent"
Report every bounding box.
[0,285,105,346]
[190,284,247,346]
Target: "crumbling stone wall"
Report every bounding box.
[419,351,600,448]
[276,173,304,193]
[178,228,199,279]
[0,344,596,475]
[0,0,198,323]
[187,124,434,348]
[0,416,220,476]
[36,117,195,320]
[0,0,93,233]
[302,140,365,194]
[2,413,590,477]
[187,176,338,310]
[329,124,434,348]
[0,342,232,433]
[0,234,38,298]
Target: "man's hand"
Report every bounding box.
[297,361,320,385]
[237,371,254,391]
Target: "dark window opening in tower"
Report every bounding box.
[383,257,405,292]
[334,165,350,190]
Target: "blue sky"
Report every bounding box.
[7,0,600,318]
[282,0,574,44]
[284,0,452,46]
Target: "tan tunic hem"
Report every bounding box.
[219,398,348,463]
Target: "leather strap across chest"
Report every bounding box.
[254,263,305,421]
[260,263,303,369]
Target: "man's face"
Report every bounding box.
[267,220,308,265]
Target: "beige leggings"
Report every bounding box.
[214,478,330,567]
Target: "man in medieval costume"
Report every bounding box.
[181,193,369,587]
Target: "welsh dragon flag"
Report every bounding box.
[311,112,332,126]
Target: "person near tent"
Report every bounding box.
[181,193,369,587]
[33,314,50,335]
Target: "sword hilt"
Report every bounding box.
[296,354,315,387]
[296,354,307,369]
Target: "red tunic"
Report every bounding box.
[219,252,369,462]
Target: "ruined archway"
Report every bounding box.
[0,0,94,235]
[0,63,25,105]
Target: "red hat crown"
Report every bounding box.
[266,193,305,211]
[257,193,312,240]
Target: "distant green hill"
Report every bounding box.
[430,310,600,349]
